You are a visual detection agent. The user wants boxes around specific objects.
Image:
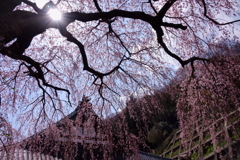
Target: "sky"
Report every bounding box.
[35,0,54,8]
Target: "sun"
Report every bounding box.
[48,9,62,21]
[35,0,62,21]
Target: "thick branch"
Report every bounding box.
[155,27,208,67]
[157,0,177,19]
[162,22,187,30]
[93,0,102,12]
[63,10,187,31]
[0,0,21,14]
[58,26,121,78]
[63,10,154,24]
[21,0,42,14]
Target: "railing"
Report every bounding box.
[161,109,240,160]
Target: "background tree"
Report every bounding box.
[0,0,240,159]
[176,42,240,146]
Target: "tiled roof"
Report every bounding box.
[0,148,62,160]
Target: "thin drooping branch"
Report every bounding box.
[201,0,240,25]
[148,0,158,14]
[2,45,70,103]
[0,137,8,158]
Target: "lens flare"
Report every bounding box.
[48,9,62,21]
